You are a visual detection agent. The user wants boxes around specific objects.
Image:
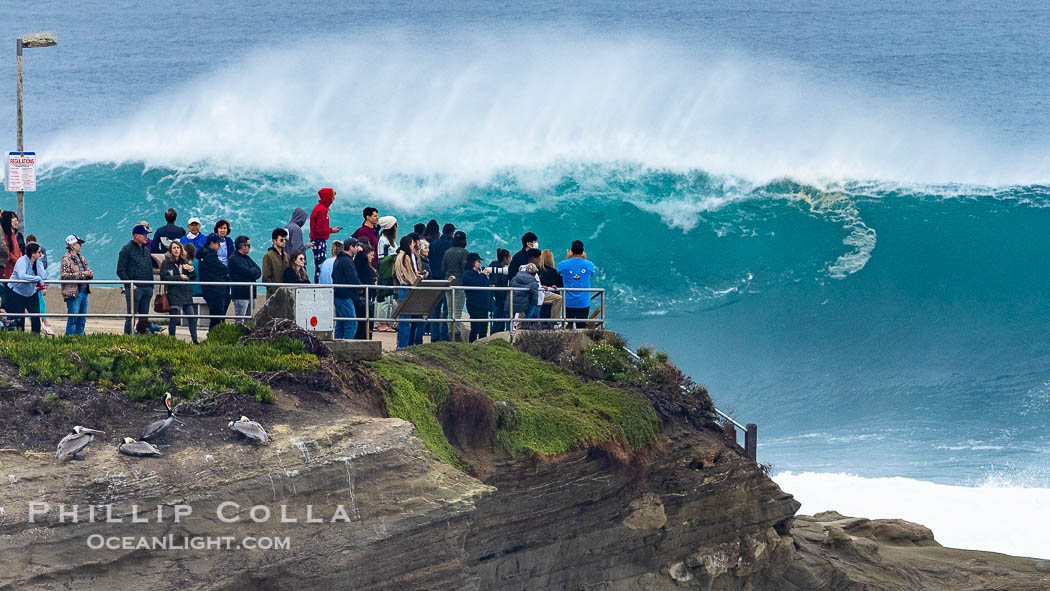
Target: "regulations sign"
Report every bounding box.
[5,152,36,192]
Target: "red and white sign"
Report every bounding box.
[6,152,36,192]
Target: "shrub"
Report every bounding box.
[0,332,317,404]
[583,342,633,381]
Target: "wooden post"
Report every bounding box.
[16,38,25,228]
[745,423,758,461]
[723,423,737,446]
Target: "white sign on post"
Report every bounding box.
[295,287,334,332]
[5,152,36,192]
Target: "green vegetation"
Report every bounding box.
[368,341,659,466]
[0,331,318,403]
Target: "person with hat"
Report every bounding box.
[60,234,93,335]
[117,224,156,334]
[309,188,342,283]
[152,208,187,254]
[331,236,363,339]
[180,217,208,252]
[228,235,261,323]
[198,233,230,328]
[373,216,399,332]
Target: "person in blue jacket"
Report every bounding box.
[556,240,597,329]
[6,242,46,332]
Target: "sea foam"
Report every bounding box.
[41,33,1050,194]
[774,471,1050,559]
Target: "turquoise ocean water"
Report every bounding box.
[4,0,1050,557]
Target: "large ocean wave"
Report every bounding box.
[40,35,1050,190]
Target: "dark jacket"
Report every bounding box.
[508,247,531,278]
[353,224,379,268]
[489,261,511,309]
[262,246,289,293]
[428,234,454,279]
[116,241,154,285]
[283,266,310,284]
[152,223,187,254]
[463,268,491,310]
[442,246,469,285]
[355,251,377,293]
[285,208,309,255]
[228,251,261,300]
[331,252,362,302]
[197,248,230,299]
[538,265,563,289]
[159,256,196,307]
[509,269,539,313]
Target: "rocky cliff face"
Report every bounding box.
[2,389,1047,590]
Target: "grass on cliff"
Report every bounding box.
[0,325,318,403]
[368,341,659,469]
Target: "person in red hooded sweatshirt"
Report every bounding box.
[309,188,342,283]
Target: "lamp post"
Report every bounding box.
[15,32,56,231]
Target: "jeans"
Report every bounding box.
[466,304,489,342]
[396,288,424,349]
[430,298,449,341]
[445,288,467,342]
[8,290,40,333]
[354,299,369,339]
[64,292,88,335]
[334,297,358,340]
[565,306,590,329]
[169,304,199,343]
[124,285,154,334]
[490,297,508,334]
[202,290,226,329]
[232,299,250,323]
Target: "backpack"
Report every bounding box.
[377,253,397,299]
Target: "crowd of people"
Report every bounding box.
[0,188,598,348]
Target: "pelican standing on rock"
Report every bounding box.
[56,426,105,460]
[142,393,175,441]
[229,416,269,443]
[117,437,162,457]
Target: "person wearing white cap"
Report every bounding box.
[374,216,398,332]
[180,216,207,252]
[60,234,93,335]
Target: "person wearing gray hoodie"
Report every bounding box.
[285,208,310,256]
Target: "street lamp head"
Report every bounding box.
[19,32,57,49]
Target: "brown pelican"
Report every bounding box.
[56,426,105,460]
[142,393,175,441]
[117,437,162,457]
[229,416,268,443]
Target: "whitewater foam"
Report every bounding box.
[775,471,1050,559]
[41,33,1050,195]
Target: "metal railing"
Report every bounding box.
[0,278,605,339]
[624,344,757,461]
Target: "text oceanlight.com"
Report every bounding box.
[86,535,290,551]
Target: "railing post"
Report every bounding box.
[745,424,758,461]
[508,288,514,334]
[128,282,135,334]
[365,285,371,340]
[723,423,737,446]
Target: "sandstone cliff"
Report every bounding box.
[1,332,1047,590]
